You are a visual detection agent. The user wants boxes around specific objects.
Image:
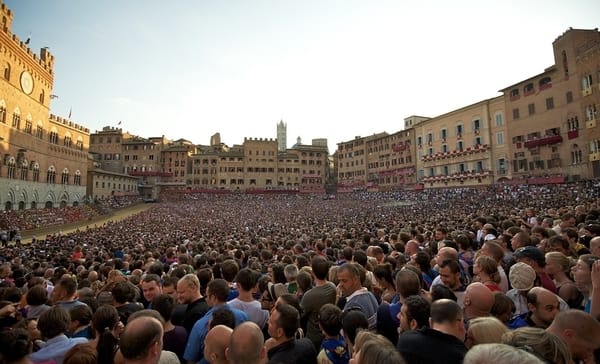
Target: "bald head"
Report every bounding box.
[590,236,600,256]
[204,325,233,364]
[226,322,265,364]
[120,316,163,364]
[464,282,494,319]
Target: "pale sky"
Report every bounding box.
[6,0,599,152]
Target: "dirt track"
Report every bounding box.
[19,203,154,242]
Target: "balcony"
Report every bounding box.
[582,87,593,97]
[392,144,407,152]
[567,130,579,139]
[590,152,600,162]
[587,119,597,129]
[524,135,563,148]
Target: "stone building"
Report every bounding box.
[0,1,88,209]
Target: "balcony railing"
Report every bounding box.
[567,130,579,139]
[420,144,489,162]
[524,135,563,148]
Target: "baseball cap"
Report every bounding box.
[513,246,545,266]
[509,262,536,291]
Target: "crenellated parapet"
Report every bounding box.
[49,113,90,133]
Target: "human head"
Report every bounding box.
[547,309,600,362]
[69,304,93,332]
[204,324,233,364]
[141,274,162,303]
[511,232,532,250]
[463,282,495,319]
[571,254,600,294]
[120,316,163,364]
[351,331,405,364]
[51,276,78,304]
[337,263,363,297]
[318,303,343,337]
[436,247,458,266]
[267,303,300,340]
[502,327,571,364]
[64,343,97,364]
[311,255,331,280]
[526,287,559,328]
[544,251,571,277]
[430,299,465,341]
[176,273,201,304]
[151,294,176,324]
[283,264,299,283]
[438,259,461,290]
[509,262,536,291]
[0,328,31,364]
[465,316,508,349]
[235,268,259,293]
[590,237,600,256]
[464,343,545,364]
[490,292,515,325]
[38,305,71,339]
[341,309,369,348]
[395,268,421,299]
[226,322,265,364]
[514,246,546,268]
[112,281,137,305]
[206,279,230,307]
[161,276,178,298]
[397,295,430,333]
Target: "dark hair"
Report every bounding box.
[277,293,302,316]
[341,309,369,345]
[271,264,287,284]
[210,306,236,330]
[431,284,458,302]
[0,328,31,363]
[26,285,49,306]
[311,256,331,280]
[373,264,394,288]
[38,305,71,339]
[161,275,179,289]
[207,279,230,302]
[93,304,120,364]
[414,251,432,273]
[111,281,136,304]
[70,304,93,326]
[404,295,430,329]
[57,276,78,296]
[318,303,343,337]
[296,271,313,294]
[151,294,175,322]
[273,303,300,338]
[235,268,258,292]
[221,260,239,282]
[64,343,97,364]
[141,274,161,286]
[430,299,462,324]
[395,269,421,298]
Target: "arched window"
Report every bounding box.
[6,156,16,179]
[73,170,81,185]
[36,120,44,138]
[46,165,56,184]
[12,107,20,129]
[25,114,32,134]
[32,162,40,182]
[61,168,69,184]
[20,158,28,180]
[3,62,10,80]
[0,100,6,123]
[49,127,58,144]
[63,132,72,147]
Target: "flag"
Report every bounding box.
[25,32,31,45]
[68,107,72,119]
[118,121,122,125]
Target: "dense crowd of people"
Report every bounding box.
[1,180,600,364]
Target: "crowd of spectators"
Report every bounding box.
[0,179,600,363]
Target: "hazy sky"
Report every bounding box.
[6,0,599,152]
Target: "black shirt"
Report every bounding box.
[397,327,467,364]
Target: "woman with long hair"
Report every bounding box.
[89,304,123,364]
[545,252,582,308]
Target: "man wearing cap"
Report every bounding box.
[506,262,537,316]
[514,246,557,294]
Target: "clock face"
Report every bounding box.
[20,71,34,95]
